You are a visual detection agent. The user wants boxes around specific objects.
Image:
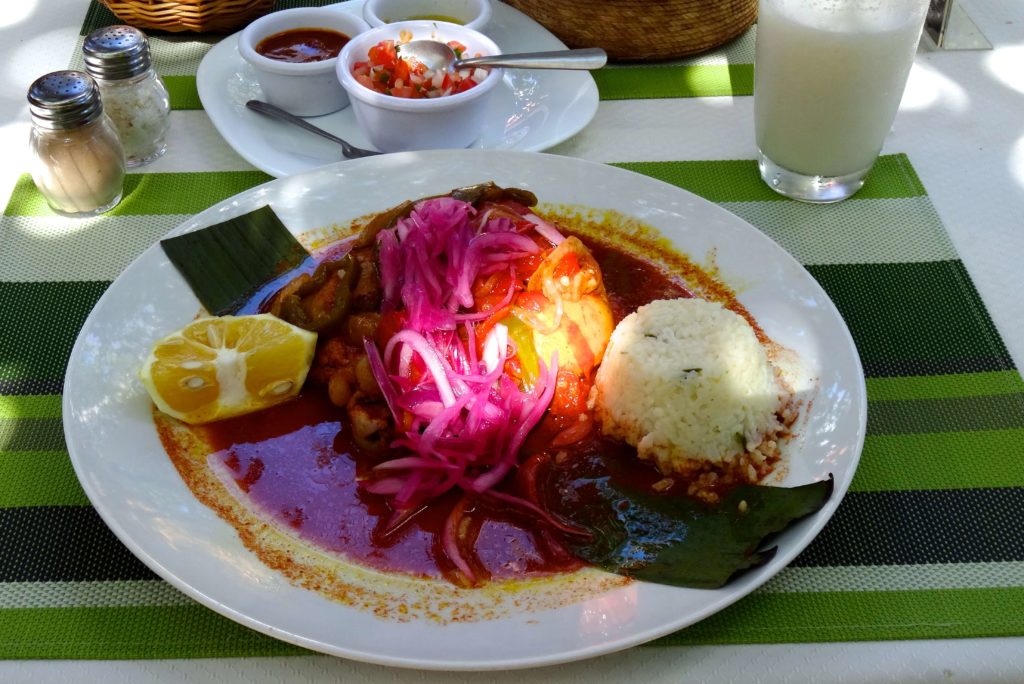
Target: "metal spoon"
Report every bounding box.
[398,42,607,72]
[245,100,380,159]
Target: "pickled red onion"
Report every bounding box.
[363,197,558,511]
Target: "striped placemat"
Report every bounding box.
[69,0,755,110]
[1,154,1022,659]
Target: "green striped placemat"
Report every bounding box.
[69,0,755,109]
[2,154,1023,659]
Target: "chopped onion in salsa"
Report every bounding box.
[351,39,487,98]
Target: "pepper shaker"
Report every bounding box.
[28,71,126,217]
[83,25,171,167]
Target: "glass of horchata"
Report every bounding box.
[753,0,930,203]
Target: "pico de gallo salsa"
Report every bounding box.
[351,38,486,98]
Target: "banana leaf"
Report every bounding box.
[161,205,312,316]
[548,453,834,589]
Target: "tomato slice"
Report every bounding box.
[368,40,397,70]
[447,40,468,58]
[390,85,418,98]
[515,291,548,313]
[354,73,376,92]
[393,57,411,84]
[550,369,589,416]
[453,77,478,94]
[552,252,580,280]
[474,303,513,346]
[472,270,514,303]
[375,310,407,348]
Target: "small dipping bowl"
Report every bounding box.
[363,0,492,33]
[336,21,503,152]
[239,8,370,117]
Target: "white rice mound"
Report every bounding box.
[592,298,788,474]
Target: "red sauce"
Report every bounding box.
[202,392,585,581]
[583,237,693,322]
[255,28,350,63]
[199,235,694,584]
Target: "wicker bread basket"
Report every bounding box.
[503,0,758,61]
[98,0,275,33]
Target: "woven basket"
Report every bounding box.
[503,0,757,61]
[99,0,275,33]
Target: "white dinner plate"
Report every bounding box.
[64,151,866,670]
[196,0,600,177]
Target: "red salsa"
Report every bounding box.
[256,27,350,63]
[352,39,482,98]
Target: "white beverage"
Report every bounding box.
[755,0,929,178]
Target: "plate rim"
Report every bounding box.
[63,149,867,670]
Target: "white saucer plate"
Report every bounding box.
[196,1,600,177]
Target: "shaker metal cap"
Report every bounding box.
[83,25,152,81]
[28,71,104,130]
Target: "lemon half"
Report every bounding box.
[139,314,317,425]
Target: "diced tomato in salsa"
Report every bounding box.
[352,39,484,99]
[367,40,398,70]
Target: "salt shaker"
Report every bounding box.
[83,25,170,167]
[28,71,126,217]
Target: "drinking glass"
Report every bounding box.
[754,0,931,203]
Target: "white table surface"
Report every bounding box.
[1,1,1022,681]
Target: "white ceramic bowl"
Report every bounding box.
[336,21,503,152]
[362,0,492,32]
[239,8,370,117]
